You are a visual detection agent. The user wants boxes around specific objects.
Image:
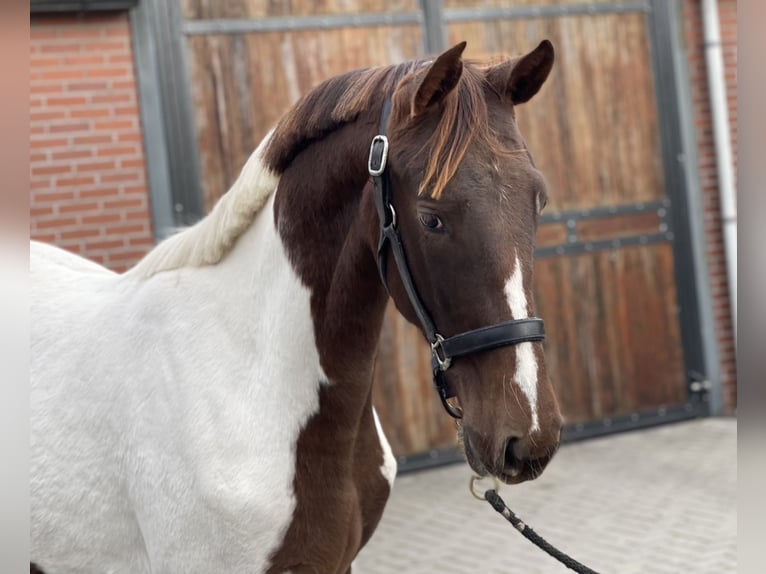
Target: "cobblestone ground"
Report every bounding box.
[355,417,736,574]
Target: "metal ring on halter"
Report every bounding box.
[469,475,501,501]
[368,134,389,176]
[431,334,452,371]
[388,204,397,228]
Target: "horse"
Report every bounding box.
[30,40,563,573]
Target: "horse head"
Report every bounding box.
[373,41,562,484]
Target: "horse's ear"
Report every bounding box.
[487,40,554,105]
[411,41,466,117]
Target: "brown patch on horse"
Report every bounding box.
[30,563,45,574]
[265,40,561,571]
[266,98,393,572]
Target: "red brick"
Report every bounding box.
[86,67,131,78]
[30,179,52,191]
[73,134,112,145]
[68,81,109,91]
[84,41,127,52]
[30,110,67,122]
[79,187,119,199]
[104,27,130,38]
[56,176,97,187]
[30,83,64,95]
[117,132,142,143]
[59,26,105,39]
[91,93,133,105]
[128,237,154,247]
[30,206,55,217]
[97,145,139,157]
[30,57,61,67]
[108,224,146,235]
[126,210,150,221]
[47,95,88,107]
[41,68,86,80]
[87,239,125,250]
[34,191,75,202]
[101,172,140,183]
[49,121,90,133]
[77,160,116,172]
[120,158,145,169]
[70,107,112,119]
[82,213,122,224]
[112,80,136,90]
[104,198,143,210]
[36,217,78,229]
[30,27,59,39]
[108,54,134,64]
[94,119,134,131]
[33,164,71,176]
[59,201,99,213]
[33,233,57,243]
[114,106,140,116]
[51,149,92,161]
[60,228,102,240]
[39,43,82,54]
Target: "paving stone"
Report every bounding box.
[355,418,736,573]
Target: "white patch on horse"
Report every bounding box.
[30,142,327,572]
[503,252,540,433]
[373,408,397,487]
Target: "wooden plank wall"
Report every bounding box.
[182,0,421,211]
[178,0,689,456]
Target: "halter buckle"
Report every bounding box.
[368,135,389,176]
[431,334,452,371]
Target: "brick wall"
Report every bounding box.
[682,0,737,412]
[30,12,154,272]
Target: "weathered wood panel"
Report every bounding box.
[185,25,422,210]
[447,12,664,212]
[534,243,686,424]
[446,0,620,6]
[182,0,419,20]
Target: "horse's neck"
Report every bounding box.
[272,123,388,385]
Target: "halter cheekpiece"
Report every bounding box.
[368,99,546,419]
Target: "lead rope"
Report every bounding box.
[472,478,601,574]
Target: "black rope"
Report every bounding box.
[484,489,601,574]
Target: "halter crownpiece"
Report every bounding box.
[368,98,546,419]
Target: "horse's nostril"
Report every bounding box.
[504,437,518,468]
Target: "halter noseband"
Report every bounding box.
[368,99,546,419]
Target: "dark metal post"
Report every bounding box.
[420,0,447,54]
[129,0,174,239]
[140,0,205,225]
[646,0,721,413]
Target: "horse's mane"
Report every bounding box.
[128,134,279,279]
[264,59,492,199]
[130,57,493,278]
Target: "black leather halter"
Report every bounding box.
[368,99,546,419]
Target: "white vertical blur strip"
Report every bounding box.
[504,252,539,432]
[702,0,737,340]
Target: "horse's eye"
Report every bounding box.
[418,212,444,231]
